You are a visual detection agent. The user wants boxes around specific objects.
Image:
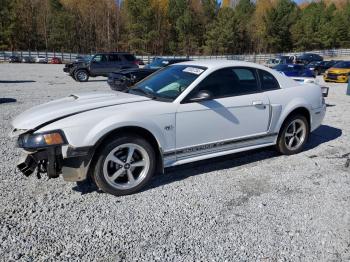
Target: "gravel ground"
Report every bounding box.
[0,64,349,261]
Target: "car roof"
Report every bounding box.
[174,60,275,71]
[95,52,134,55]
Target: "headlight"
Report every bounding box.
[18,130,67,149]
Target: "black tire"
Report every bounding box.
[276,114,310,155]
[74,69,89,82]
[92,135,156,196]
[314,69,319,76]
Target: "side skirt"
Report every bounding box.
[163,133,277,167]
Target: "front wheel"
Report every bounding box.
[276,115,310,155]
[75,70,89,82]
[93,136,156,196]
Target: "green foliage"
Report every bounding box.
[291,1,340,50]
[205,7,239,54]
[264,0,297,52]
[0,0,349,54]
[124,0,156,54]
[0,0,14,49]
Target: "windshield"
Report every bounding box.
[145,58,170,69]
[333,61,350,68]
[76,55,91,62]
[129,65,206,101]
[308,61,321,66]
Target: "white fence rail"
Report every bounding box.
[1,49,350,64]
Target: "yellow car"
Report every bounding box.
[323,61,350,83]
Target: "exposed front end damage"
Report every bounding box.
[16,132,92,182]
[17,147,62,179]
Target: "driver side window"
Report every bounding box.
[188,67,259,100]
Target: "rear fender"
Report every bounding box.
[272,98,312,134]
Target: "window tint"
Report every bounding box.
[191,67,259,99]
[123,54,136,61]
[108,54,121,62]
[259,70,280,91]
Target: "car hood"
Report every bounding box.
[11,91,151,132]
[327,68,350,74]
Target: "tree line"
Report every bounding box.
[0,0,350,55]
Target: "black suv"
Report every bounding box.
[64,52,138,82]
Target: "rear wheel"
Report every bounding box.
[276,115,309,155]
[93,136,156,196]
[75,70,89,82]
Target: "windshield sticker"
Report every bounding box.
[183,67,204,75]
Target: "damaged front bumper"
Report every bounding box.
[17,146,92,182]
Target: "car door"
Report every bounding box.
[175,67,270,158]
[107,54,123,73]
[90,54,108,75]
[294,65,304,76]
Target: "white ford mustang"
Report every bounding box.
[11,60,326,196]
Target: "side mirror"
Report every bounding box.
[189,90,212,102]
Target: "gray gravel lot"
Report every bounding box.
[0,64,349,261]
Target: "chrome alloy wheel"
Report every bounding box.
[103,143,150,190]
[77,71,88,81]
[284,119,307,151]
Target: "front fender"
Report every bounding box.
[85,117,168,151]
[37,110,173,154]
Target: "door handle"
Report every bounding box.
[252,100,264,106]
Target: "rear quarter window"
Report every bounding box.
[259,70,280,91]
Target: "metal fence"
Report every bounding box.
[1,48,350,64]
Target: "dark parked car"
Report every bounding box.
[145,57,190,69]
[273,64,315,78]
[306,60,341,75]
[8,55,21,63]
[21,56,35,63]
[297,53,323,64]
[107,58,190,91]
[63,52,138,82]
